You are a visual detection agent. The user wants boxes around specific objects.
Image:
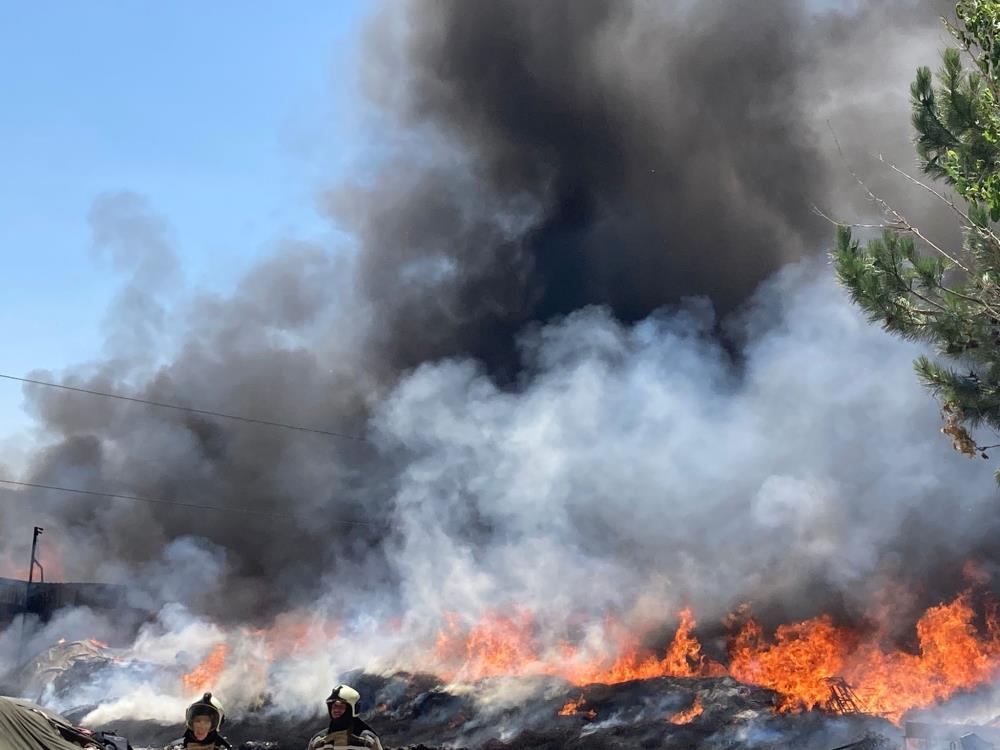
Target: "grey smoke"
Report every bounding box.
[90,191,182,360]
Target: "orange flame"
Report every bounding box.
[729,612,854,713]
[846,592,1000,722]
[668,695,704,724]
[728,590,1000,723]
[431,607,722,685]
[570,608,725,684]
[558,695,597,720]
[426,589,1000,725]
[434,610,541,681]
[182,643,228,692]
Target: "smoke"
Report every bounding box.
[377,259,998,645]
[340,0,958,378]
[4,0,998,727]
[12,257,999,724]
[344,0,829,377]
[88,192,183,361]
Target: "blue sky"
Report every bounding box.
[0,2,373,466]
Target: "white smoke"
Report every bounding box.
[378,258,996,643]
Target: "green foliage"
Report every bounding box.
[832,1,1000,463]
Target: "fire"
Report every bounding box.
[434,610,540,681]
[569,608,725,684]
[88,638,109,649]
[558,695,597,720]
[429,589,1000,725]
[163,616,341,703]
[730,590,1000,723]
[845,592,1000,722]
[431,607,723,685]
[182,643,228,692]
[729,613,855,713]
[668,695,704,724]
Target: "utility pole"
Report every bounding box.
[27,526,44,586]
[18,526,43,665]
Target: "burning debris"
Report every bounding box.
[81,670,898,750]
[667,694,703,725]
[557,695,596,720]
[11,585,1000,747]
[825,678,867,717]
[401,588,1000,728]
[183,644,229,693]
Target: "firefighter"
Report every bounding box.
[307,684,382,750]
[166,693,231,750]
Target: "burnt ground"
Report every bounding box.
[82,671,901,750]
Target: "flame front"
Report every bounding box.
[426,589,1000,724]
[431,607,721,684]
[182,643,228,692]
[434,610,541,681]
[569,608,726,683]
[143,584,1000,728]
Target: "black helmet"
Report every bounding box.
[185,692,225,731]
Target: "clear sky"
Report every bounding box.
[0,2,372,468]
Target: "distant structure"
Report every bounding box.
[0,576,127,627]
[904,722,1000,749]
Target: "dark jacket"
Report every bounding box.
[308,717,379,749]
[166,729,232,750]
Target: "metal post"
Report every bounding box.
[27,526,43,586]
[18,526,43,665]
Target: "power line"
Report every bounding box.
[0,478,377,527]
[0,373,368,442]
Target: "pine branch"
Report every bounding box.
[827,122,976,275]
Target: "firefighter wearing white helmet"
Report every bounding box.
[307,684,382,750]
[165,693,231,750]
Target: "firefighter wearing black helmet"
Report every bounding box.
[165,693,231,750]
[307,685,382,750]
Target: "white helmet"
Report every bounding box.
[325,684,361,718]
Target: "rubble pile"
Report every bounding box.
[3,640,117,702]
[99,671,899,750]
[0,646,908,749]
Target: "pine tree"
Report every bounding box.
[832,0,1000,465]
